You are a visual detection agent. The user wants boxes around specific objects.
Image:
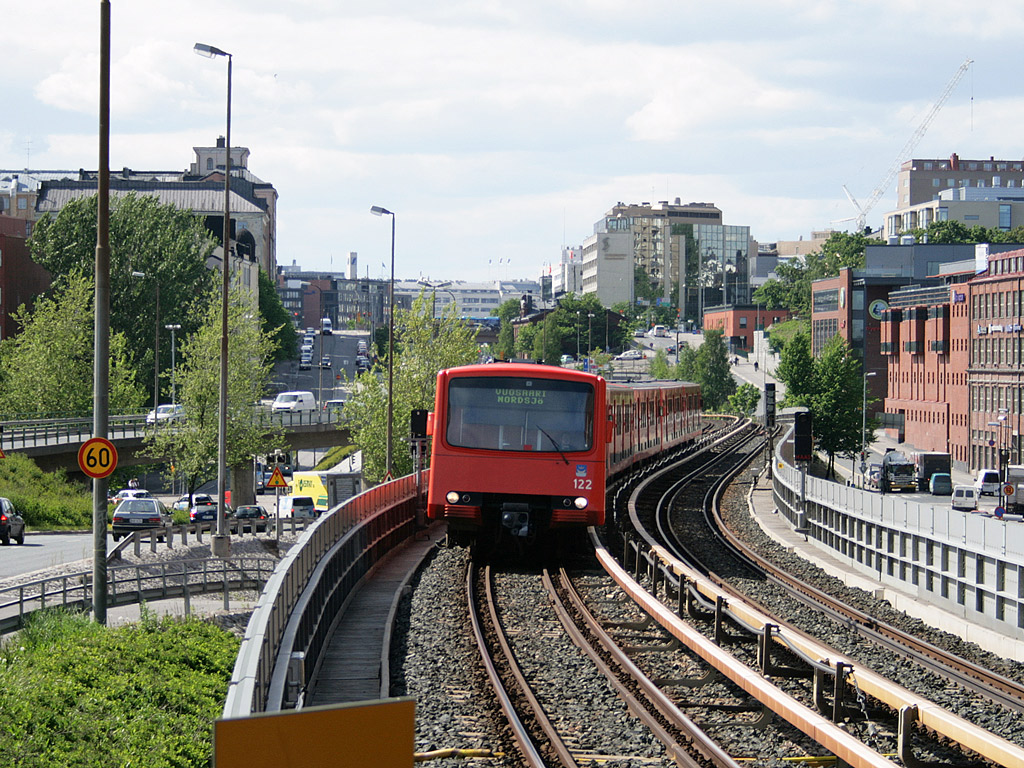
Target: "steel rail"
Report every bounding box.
[465,563,561,768]
[546,568,741,768]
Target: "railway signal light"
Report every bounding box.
[794,410,812,462]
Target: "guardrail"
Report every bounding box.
[0,556,279,635]
[772,425,1024,642]
[0,408,347,450]
[223,472,424,717]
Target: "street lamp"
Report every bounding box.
[587,312,595,369]
[131,271,160,420]
[861,370,877,486]
[194,41,233,557]
[165,324,181,405]
[576,310,581,360]
[371,205,396,479]
[305,283,325,405]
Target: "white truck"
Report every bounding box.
[1004,465,1024,515]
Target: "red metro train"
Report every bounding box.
[425,362,702,543]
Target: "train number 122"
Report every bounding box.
[573,478,592,490]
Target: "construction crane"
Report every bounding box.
[842,57,973,233]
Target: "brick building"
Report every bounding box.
[702,304,789,352]
[0,216,50,341]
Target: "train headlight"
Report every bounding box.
[573,497,588,509]
[446,491,460,504]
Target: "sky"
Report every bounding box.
[4,1,1022,283]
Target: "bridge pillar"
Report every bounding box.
[231,465,256,507]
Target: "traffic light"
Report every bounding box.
[764,383,776,428]
[794,410,812,462]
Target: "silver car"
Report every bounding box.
[111,498,172,541]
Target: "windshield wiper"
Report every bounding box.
[537,426,570,465]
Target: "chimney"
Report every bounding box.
[217,136,226,148]
[949,152,960,171]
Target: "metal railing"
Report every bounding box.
[0,408,348,450]
[223,471,424,717]
[0,556,279,634]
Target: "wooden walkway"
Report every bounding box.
[306,525,443,706]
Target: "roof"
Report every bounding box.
[35,185,265,216]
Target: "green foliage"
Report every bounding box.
[0,274,146,418]
[146,278,282,494]
[0,609,237,767]
[728,382,761,417]
[29,193,216,405]
[809,336,865,477]
[694,329,736,411]
[314,444,358,471]
[649,348,673,380]
[345,290,480,482]
[908,219,1024,245]
[0,453,93,529]
[492,298,520,360]
[776,331,815,407]
[257,268,297,364]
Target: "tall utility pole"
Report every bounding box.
[92,0,111,625]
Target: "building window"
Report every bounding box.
[937,207,948,221]
[17,198,27,210]
[739,316,747,328]
[207,158,213,170]
[932,178,940,187]
[1000,204,1011,230]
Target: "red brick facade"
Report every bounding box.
[702,305,789,351]
[0,216,51,341]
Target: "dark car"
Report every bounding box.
[189,502,219,524]
[0,497,26,546]
[234,505,269,532]
[111,498,171,541]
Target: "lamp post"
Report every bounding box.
[861,370,877,486]
[371,205,396,479]
[131,271,160,420]
[165,324,181,405]
[587,312,595,370]
[194,41,233,557]
[304,283,325,405]
[576,310,581,360]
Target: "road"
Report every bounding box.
[0,532,104,581]
[271,330,369,404]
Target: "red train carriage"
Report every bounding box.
[426,363,609,542]
[426,362,702,544]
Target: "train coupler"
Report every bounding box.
[500,503,531,537]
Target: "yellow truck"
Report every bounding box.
[289,472,330,512]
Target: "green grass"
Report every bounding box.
[313,444,358,471]
[0,453,94,529]
[0,608,238,767]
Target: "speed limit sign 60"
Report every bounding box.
[78,437,118,479]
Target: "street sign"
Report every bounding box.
[78,437,118,479]
[266,466,289,489]
[1004,483,1015,497]
[0,448,5,459]
[995,506,1005,518]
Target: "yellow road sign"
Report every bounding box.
[78,437,118,479]
[266,466,289,489]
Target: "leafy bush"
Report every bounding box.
[0,453,93,529]
[0,608,238,767]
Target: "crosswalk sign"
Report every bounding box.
[266,466,289,489]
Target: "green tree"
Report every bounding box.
[145,280,281,496]
[29,193,215,403]
[728,382,761,417]
[345,291,479,482]
[695,329,735,411]
[649,348,672,380]
[775,331,815,407]
[809,336,864,478]
[0,273,145,416]
[257,268,297,364]
[531,313,565,364]
[492,298,520,360]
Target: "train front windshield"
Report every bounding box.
[446,376,594,453]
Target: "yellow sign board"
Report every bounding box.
[266,466,289,489]
[214,698,414,768]
[0,448,5,459]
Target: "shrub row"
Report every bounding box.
[0,453,93,529]
[0,608,238,767]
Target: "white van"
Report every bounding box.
[951,485,979,511]
[321,317,332,335]
[974,468,1000,496]
[278,495,317,519]
[272,391,317,412]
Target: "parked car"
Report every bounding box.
[146,404,185,425]
[560,354,575,365]
[111,498,172,541]
[189,502,219,523]
[108,488,152,505]
[951,485,979,511]
[356,340,368,354]
[929,472,953,495]
[299,356,312,371]
[974,468,1001,496]
[234,505,269,532]
[0,497,26,546]
[615,349,643,360]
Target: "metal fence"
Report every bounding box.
[223,471,424,717]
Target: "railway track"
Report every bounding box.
[605,427,1024,766]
